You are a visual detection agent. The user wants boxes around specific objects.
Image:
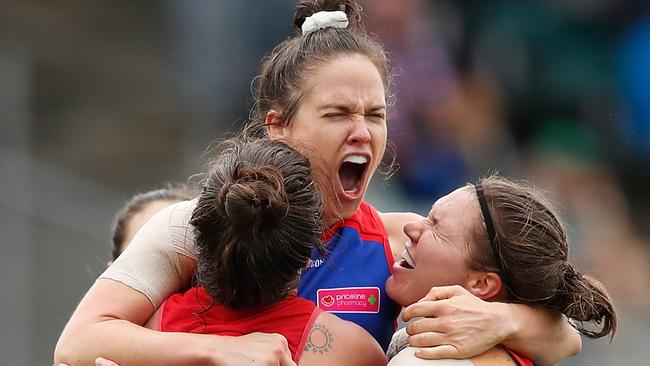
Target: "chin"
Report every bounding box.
[338,198,362,218]
[386,280,410,307]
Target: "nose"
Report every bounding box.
[403,220,421,246]
[346,116,371,145]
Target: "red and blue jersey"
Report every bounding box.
[297,201,399,351]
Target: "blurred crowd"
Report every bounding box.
[1,1,648,365]
[362,1,650,364]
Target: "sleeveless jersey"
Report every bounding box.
[159,287,321,363]
[297,201,399,351]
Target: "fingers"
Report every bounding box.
[407,331,446,348]
[279,351,297,366]
[412,345,460,360]
[418,285,469,302]
[95,357,120,366]
[402,285,473,322]
[401,298,444,322]
[271,332,291,354]
[405,317,443,336]
[268,333,294,366]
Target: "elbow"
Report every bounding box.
[53,333,74,365]
[54,323,88,365]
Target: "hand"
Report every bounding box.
[57,333,296,366]
[56,358,119,366]
[219,332,297,366]
[401,285,511,360]
[95,358,119,366]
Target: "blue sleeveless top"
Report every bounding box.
[297,201,399,351]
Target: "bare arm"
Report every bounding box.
[300,312,385,366]
[54,201,296,366]
[55,278,220,365]
[497,303,580,365]
[54,278,296,366]
[402,286,581,366]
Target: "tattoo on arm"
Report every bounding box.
[304,323,334,355]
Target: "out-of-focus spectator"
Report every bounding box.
[618,17,650,156]
[523,122,650,365]
[363,0,468,203]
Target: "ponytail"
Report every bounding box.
[560,264,617,339]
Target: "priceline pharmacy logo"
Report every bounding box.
[317,287,380,313]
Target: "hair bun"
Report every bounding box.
[293,0,365,35]
[222,167,288,234]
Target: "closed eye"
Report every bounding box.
[323,113,347,119]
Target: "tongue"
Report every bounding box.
[339,163,359,192]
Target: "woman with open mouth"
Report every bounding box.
[385,176,617,365]
[55,1,581,366]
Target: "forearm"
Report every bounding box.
[499,303,581,366]
[55,319,223,366]
[54,279,222,366]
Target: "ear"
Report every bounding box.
[466,271,503,301]
[265,110,286,139]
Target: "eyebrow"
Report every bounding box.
[318,103,386,113]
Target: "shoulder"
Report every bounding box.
[300,311,386,366]
[388,346,521,366]
[378,211,423,229]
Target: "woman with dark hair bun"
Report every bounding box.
[386,176,617,365]
[56,1,581,365]
[144,139,385,365]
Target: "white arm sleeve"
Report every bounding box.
[99,199,199,307]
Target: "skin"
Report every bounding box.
[386,187,485,307]
[121,200,182,254]
[146,299,386,366]
[388,187,579,365]
[266,54,389,224]
[107,199,184,267]
[54,54,580,366]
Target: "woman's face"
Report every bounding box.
[386,186,480,307]
[274,54,387,219]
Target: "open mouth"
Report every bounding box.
[398,248,415,269]
[338,154,369,196]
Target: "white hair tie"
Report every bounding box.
[301,11,349,34]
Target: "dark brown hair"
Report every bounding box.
[111,184,195,260]
[244,0,391,138]
[467,175,617,340]
[191,139,325,308]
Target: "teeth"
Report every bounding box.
[343,154,368,164]
[401,247,415,268]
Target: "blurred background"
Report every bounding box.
[1,1,649,365]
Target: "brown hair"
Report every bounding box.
[191,138,325,307]
[111,184,195,260]
[243,0,391,139]
[467,175,617,339]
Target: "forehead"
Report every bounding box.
[303,54,386,107]
[428,186,478,226]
